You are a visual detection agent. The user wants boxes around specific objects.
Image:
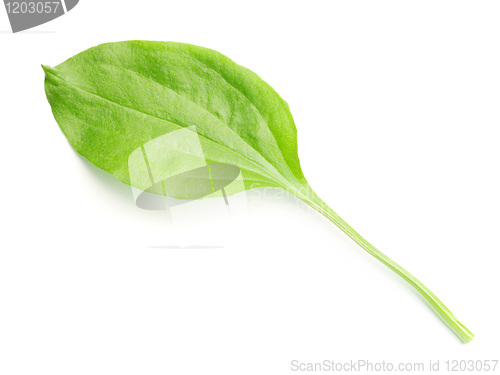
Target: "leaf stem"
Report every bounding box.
[301,193,474,343]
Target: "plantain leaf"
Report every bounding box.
[43,41,474,343]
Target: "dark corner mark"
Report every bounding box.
[3,0,79,33]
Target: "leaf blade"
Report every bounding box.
[44,41,307,194]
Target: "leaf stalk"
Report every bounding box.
[301,194,474,343]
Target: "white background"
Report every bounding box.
[1,1,499,374]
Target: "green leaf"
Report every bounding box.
[43,40,474,343]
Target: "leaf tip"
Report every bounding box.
[41,64,56,76]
